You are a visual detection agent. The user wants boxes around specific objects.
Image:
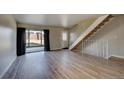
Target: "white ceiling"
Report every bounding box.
[13,14,104,28]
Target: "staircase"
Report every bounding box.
[69,14,114,50]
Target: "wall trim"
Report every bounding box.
[0,57,17,79]
[50,48,68,51]
[108,55,124,60]
[109,55,124,60]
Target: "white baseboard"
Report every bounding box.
[0,57,17,79]
[50,48,63,51]
[109,55,124,59]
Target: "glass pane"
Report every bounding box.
[41,31,44,46]
[26,30,29,47]
[26,30,44,48]
[29,30,41,47]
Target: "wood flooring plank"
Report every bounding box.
[2,50,124,79]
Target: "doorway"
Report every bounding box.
[26,29,44,53]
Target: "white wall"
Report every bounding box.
[82,15,124,59]
[69,17,97,45]
[50,28,69,50]
[0,15,17,78]
[17,23,69,51]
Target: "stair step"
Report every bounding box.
[69,14,113,50]
[84,16,113,40]
[83,15,114,43]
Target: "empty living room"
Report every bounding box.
[0,14,124,79]
[1,0,124,93]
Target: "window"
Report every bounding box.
[62,32,67,41]
[26,29,44,48]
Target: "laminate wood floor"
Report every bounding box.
[3,50,124,79]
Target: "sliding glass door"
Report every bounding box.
[26,30,44,48]
[26,29,44,53]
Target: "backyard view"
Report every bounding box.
[26,30,44,53]
[26,30,44,48]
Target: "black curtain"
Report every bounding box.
[17,27,26,56]
[44,29,50,51]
